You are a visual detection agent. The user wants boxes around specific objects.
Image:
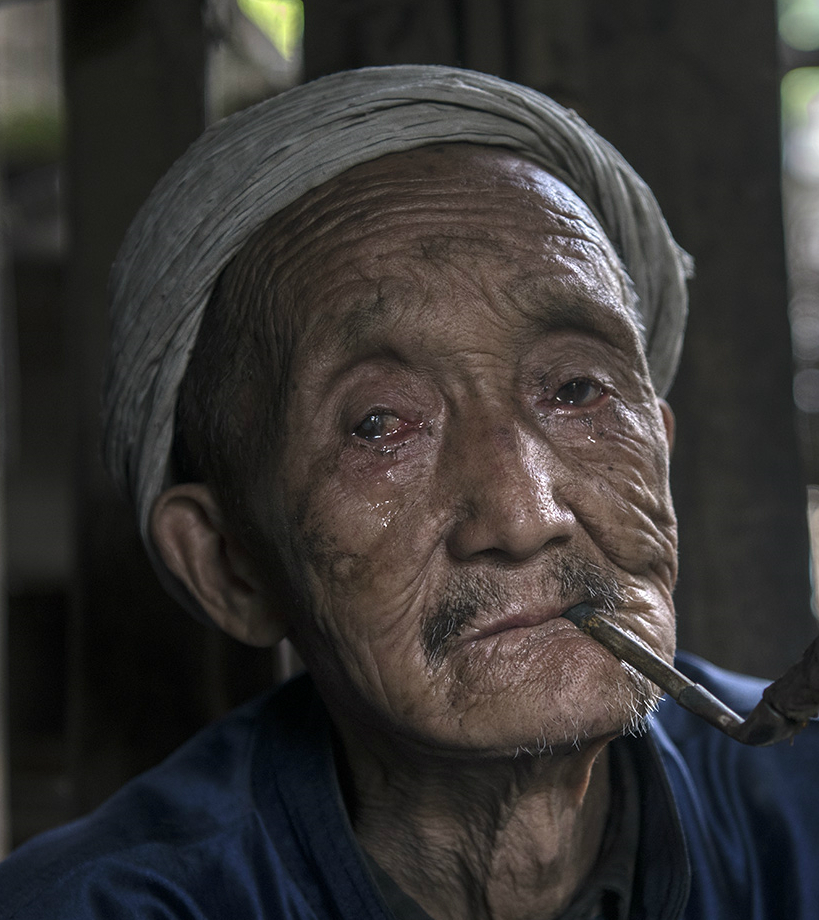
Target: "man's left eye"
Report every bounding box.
[551,378,607,408]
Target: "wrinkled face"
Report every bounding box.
[249,146,677,757]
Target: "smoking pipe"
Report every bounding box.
[562,603,819,747]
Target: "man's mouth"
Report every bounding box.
[465,605,571,642]
[420,555,628,667]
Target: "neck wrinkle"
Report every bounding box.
[342,729,613,920]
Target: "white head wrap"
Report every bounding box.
[103,64,691,616]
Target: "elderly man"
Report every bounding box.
[2,66,817,920]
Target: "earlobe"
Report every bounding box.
[658,399,676,454]
[150,483,287,647]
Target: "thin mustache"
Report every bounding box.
[421,555,627,667]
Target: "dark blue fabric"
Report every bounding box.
[1,654,817,919]
[654,654,819,920]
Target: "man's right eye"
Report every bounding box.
[352,411,404,442]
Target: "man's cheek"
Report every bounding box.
[291,484,440,612]
[572,455,676,582]
[600,509,677,587]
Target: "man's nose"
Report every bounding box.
[444,419,576,562]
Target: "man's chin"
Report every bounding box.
[508,697,658,759]
[419,649,662,759]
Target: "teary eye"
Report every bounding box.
[353,411,403,442]
[552,378,607,408]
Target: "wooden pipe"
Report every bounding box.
[562,603,819,747]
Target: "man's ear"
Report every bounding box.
[150,483,287,647]
[658,399,676,455]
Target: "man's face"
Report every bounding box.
[248,146,677,757]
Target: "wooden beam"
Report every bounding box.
[0,169,11,858]
[62,0,211,815]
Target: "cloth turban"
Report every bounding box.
[103,64,691,617]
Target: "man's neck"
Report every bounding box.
[336,727,613,920]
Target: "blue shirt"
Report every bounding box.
[1,654,817,919]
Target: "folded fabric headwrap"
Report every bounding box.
[103,64,691,617]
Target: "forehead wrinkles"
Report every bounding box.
[260,142,615,288]
[276,180,610,272]
[286,205,626,328]
[239,148,641,374]
[313,242,637,369]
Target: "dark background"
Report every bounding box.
[2,0,817,852]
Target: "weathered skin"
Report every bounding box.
[156,145,679,920]
[239,148,676,919]
[248,147,678,758]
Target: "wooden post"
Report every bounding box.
[0,168,11,857]
[62,0,212,815]
[61,0,277,819]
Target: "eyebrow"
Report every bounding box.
[317,265,643,366]
[533,297,631,342]
[532,296,602,334]
[510,273,644,357]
